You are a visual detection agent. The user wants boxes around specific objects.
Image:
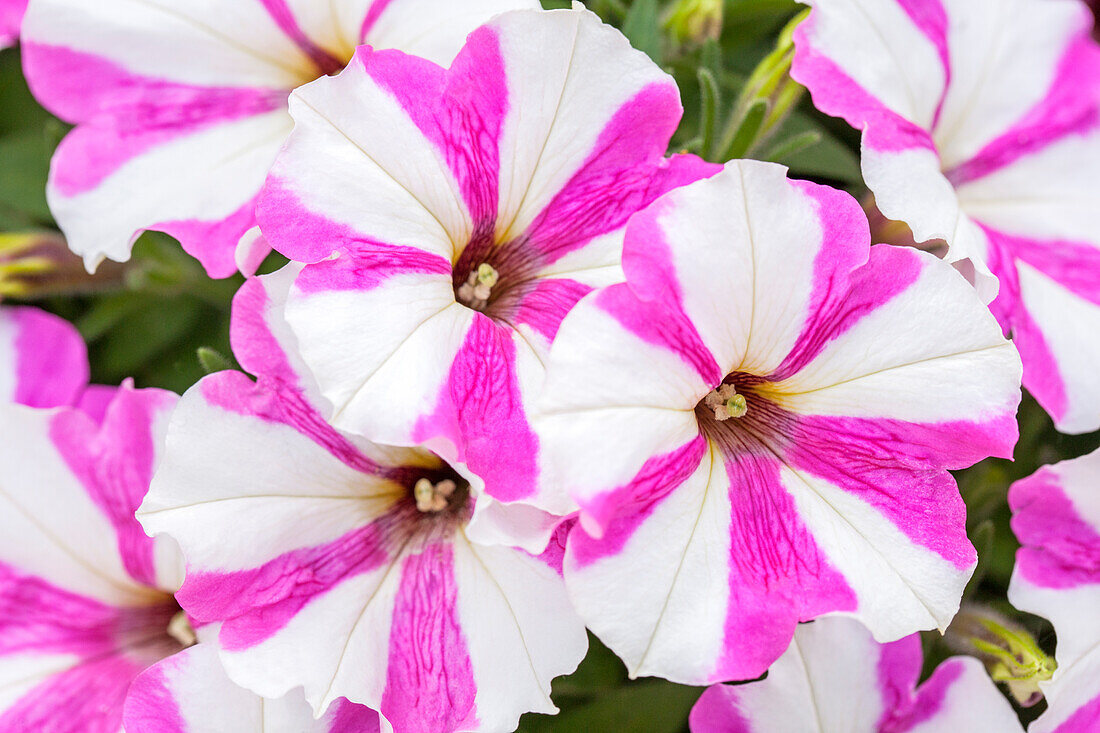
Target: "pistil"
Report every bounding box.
[704,384,748,421]
[456,263,499,310]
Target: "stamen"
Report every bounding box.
[704,384,748,421]
[414,477,457,513]
[456,263,499,310]
[167,610,197,647]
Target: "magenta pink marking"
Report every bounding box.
[0,652,148,733]
[874,634,924,731]
[787,413,1013,570]
[49,385,177,588]
[570,436,708,556]
[1010,469,1100,590]
[328,699,384,732]
[0,0,25,47]
[892,658,964,731]
[158,196,260,279]
[1049,691,1100,732]
[946,23,1100,185]
[259,0,345,75]
[8,306,88,409]
[180,519,392,651]
[520,82,701,263]
[532,517,575,576]
[199,371,383,476]
[76,385,118,425]
[25,45,285,197]
[259,176,456,274]
[770,244,924,381]
[359,33,507,229]
[714,452,857,682]
[990,228,1100,308]
[896,0,950,127]
[689,684,753,733]
[230,274,300,388]
[791,25,938,153]
[621,194,684,306]
[122,658,186,733]
[505,277,592,343]
[411,314,541,503]
[359,0,397,42]
[595,284,723,387]
[381,543,478,731]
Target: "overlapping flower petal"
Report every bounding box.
[537,160,1021,685]
[1010,449,1100,732]
[20,0,535,277]
[792,0,1100,433]
[259,6,718,516]
[0,306,87,409]
[689,617,1022,732]
[0,383,182,730]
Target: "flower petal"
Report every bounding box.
[0,306,87,410]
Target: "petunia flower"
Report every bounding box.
[0,382,182,730]
[257,6,717,516]
[0,305,87,409]
[536,160,1022,685]
[124,643,383,733]
[0,0,25,48]
[19,0,536,278]
[137,275,589,730]
[689,617,1023,732]
[791,0,1100,433]
[1009,448,1100,732]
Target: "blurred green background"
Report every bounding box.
[2,1,1096,730]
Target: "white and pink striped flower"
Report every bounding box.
[125,643,383,733]
[256,6,718,518]
[792,0,1100,434]
[536,160,1021,685]
[0,306,87,409]
[1009,449,1100,732]
[19,0,536,277]
[138,270,588,731]
[689,617,1022,733]
[0,0,25,47]
[0,381,182,730]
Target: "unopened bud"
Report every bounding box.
[664,0,723,45]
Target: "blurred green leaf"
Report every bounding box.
[0,129,54,226]
[622,0,662,63]
[520,680,701,732]
[197,346,237,375]
[0,49,56,136]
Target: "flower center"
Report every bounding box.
[703,383,748,421]
[413,477,459,513]
[166,609,197,647]
[456,262,500,311]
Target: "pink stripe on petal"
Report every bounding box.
[520,83,705,263]
[8,307,88,409]
[258,0,345,75]
[158,196,261,279]
[770,244,924,381]
[0,0,26,46]
[199,371,383,476]
[359,0,397,42]
[27,45,285,196]
[230,275,297,386]
[122,658,186,733]
[947,34,1100,185]
[993,229,1100,309]
[893,657,965,731]
[1048,692,1100,733]
[48,385,176,588]
[689,684,753,733]
[361,34,506,228]
[179,520,392,651]
[381,543,477,732]
[1010,470,1100,590]
[0,563,117,658]
[503,277,592,343]
[328,698,384,733]
[875,634,924,730]
[412,315,540,503]
[786,414,1003,570]
[0,653,146,733]
[570,435,707,557]
[595,284,723,387]
[714,454,857,681]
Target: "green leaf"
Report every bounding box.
[521,681,702,732]
[622,0,662,63]
[0,49,56,136]
[761,129,821,162]
[722,98,767,160]
[0,130,54,226]
[766,110,862,185]
[696,67,720,159]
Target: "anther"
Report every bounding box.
[704,384,748,421]
[414,478,457,513]
[456,263,499,310]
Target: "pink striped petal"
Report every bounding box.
[541,161,1020,684]
[22,0,533,277]
[689,618,1021,733]
[124,644,382,733]
[139,374,587,729]
[0,0,25,47]
[0,306,87,410]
